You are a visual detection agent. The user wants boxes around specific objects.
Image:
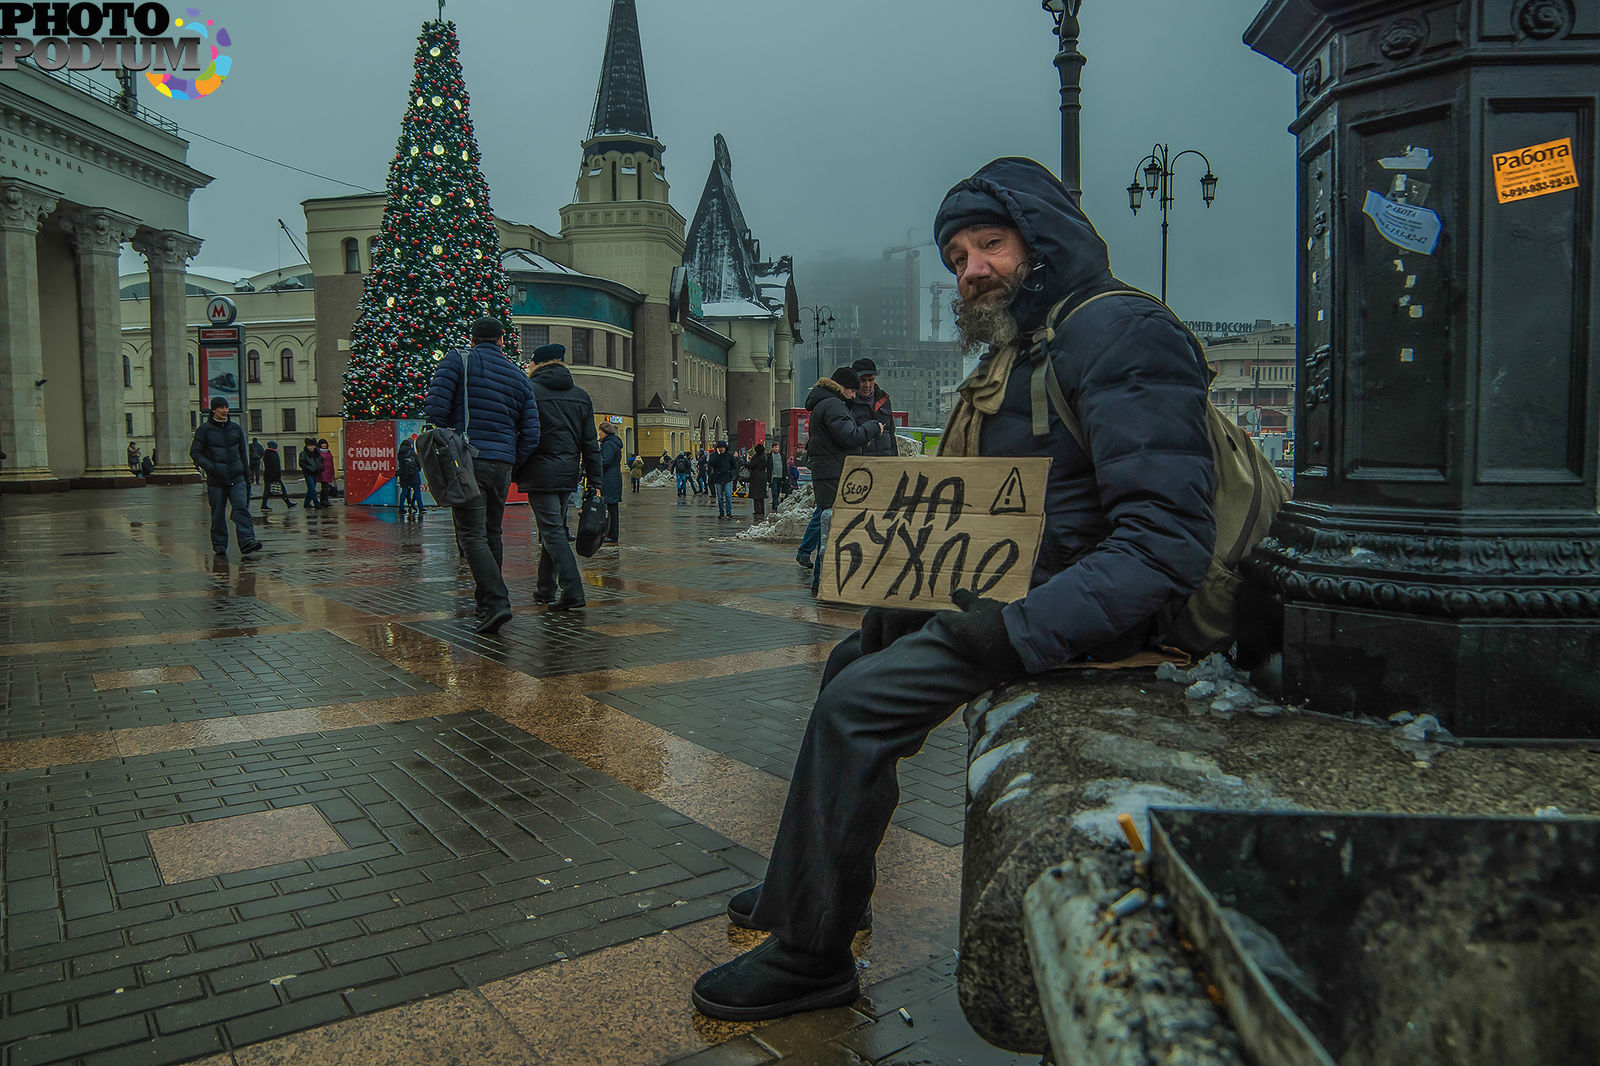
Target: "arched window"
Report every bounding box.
[188,354,196,386]
[123,355,132,388]
[246,349,260,383]
[367,235,379,266]
[343,238,360,274]
[280,349,295,382]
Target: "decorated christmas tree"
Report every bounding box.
[343,19,516,419]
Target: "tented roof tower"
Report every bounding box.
[585,0,658,161]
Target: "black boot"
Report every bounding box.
[691,937,858,1022]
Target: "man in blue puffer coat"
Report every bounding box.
[424,317,540,635]
[693,157,1217,1020]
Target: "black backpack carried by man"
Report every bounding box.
[416,349,482,507]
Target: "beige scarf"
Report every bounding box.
[938,341,1022,457]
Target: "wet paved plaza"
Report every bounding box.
[0,485,1038,1066]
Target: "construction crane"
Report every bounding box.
[883,228,934,348]
[929,281,955,339]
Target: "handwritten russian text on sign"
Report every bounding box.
[1361,190,1442,255]
[818,457,1051,610]
[1493,138,1578,204]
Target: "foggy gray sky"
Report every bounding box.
[111,0,1298,326]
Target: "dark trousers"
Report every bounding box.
[451,460,512,618]
[529,491,582,600]
[206,479,257,553]
[319,480,332,506]
[752,483,766,518]
[771,480,783,510]
[750,619,1015,955]
[605,502,620,543]
[399,482,424,512]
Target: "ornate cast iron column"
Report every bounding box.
[1244,0,1600,738]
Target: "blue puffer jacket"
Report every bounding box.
[934,157,1215,672]
[423,343,540,467]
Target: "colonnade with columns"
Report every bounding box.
[0,178,201,486]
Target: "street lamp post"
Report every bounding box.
[1125,143,1218,305]
[1041,0,1085,196]
[799,304,835,385]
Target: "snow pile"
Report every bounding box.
[1156,655,1289,719]
[737,483,815,542]
[640,468,674,488]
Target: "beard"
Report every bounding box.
[952,272,1024,353]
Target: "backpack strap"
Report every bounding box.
[1028,289,1152,448]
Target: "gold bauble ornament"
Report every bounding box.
[431,244,443,255]
[432,144,444,156]
[430,194,442,206]
[410,146,419,156]
[435,296,446,306]
[465,197,475,207]
[386,297,395,307]
[432,350,444,360]
[429,46,440,57]
[452,100,461,110]
[431,96,442,107]
[473,249,483,260]
[460,151,469,161]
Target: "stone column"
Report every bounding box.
[0,181,60,485]
[131,228,203,479]
[62,209,140,484]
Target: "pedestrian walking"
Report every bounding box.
[769,447,786,511]
[694,449,709,495]
[248,437,264,484]
[316,439,336,506]
[692,157,1217,1022]
[708,440,737,518]
[425,317,541,635]
[795,365,882,593]
[189,397,262,557]
[259,441,296,511]
[849,359,898,457]
[630,455,644,492]
[673,452,692,499]
[598,421,624,544]
[748,443,770,519]
[396,434,424,517]
[297,438,323,508]
[513,343,600,611]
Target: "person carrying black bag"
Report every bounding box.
[514,343,600,611]
[424,317,541,635]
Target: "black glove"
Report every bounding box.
[860,607,937,655]
[941,589,1025,674]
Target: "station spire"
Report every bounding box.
[588,0,655,145]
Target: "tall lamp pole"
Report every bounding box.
[1126,144,1217,305]
[800,304,835,385]
[1042,0,1085,196]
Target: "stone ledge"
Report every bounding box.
[957,667,1600,1053]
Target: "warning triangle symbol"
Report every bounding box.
[989,467,1027,515]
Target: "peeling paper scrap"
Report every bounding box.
[1363,190,1441,255]
[1379,146,1433,170]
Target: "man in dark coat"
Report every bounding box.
[707,440,738,518]
[248,437,264,484]
[189,397,262,556]
[849,358,897,457]
[396,435,424,517]
[424,317,541,634]
[693,157,1216,1021]
[597,421,624,544]
[513,343,600,610]
[794,365,882,592]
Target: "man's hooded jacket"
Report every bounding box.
[514,361,601,493]
[934,157,1215,672]
[851,387,898,457]
[803,378,875,506]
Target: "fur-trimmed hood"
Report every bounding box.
[805,377,850,408]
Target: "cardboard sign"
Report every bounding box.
[818,457,1051,610]
[1493,138,1579,204]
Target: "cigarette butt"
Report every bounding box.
[1105,888,1149,920]
[1117,813,1145,853]
[898,1007,913,1025]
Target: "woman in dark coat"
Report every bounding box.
[747,443,770,519]
[598,422,625,544]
